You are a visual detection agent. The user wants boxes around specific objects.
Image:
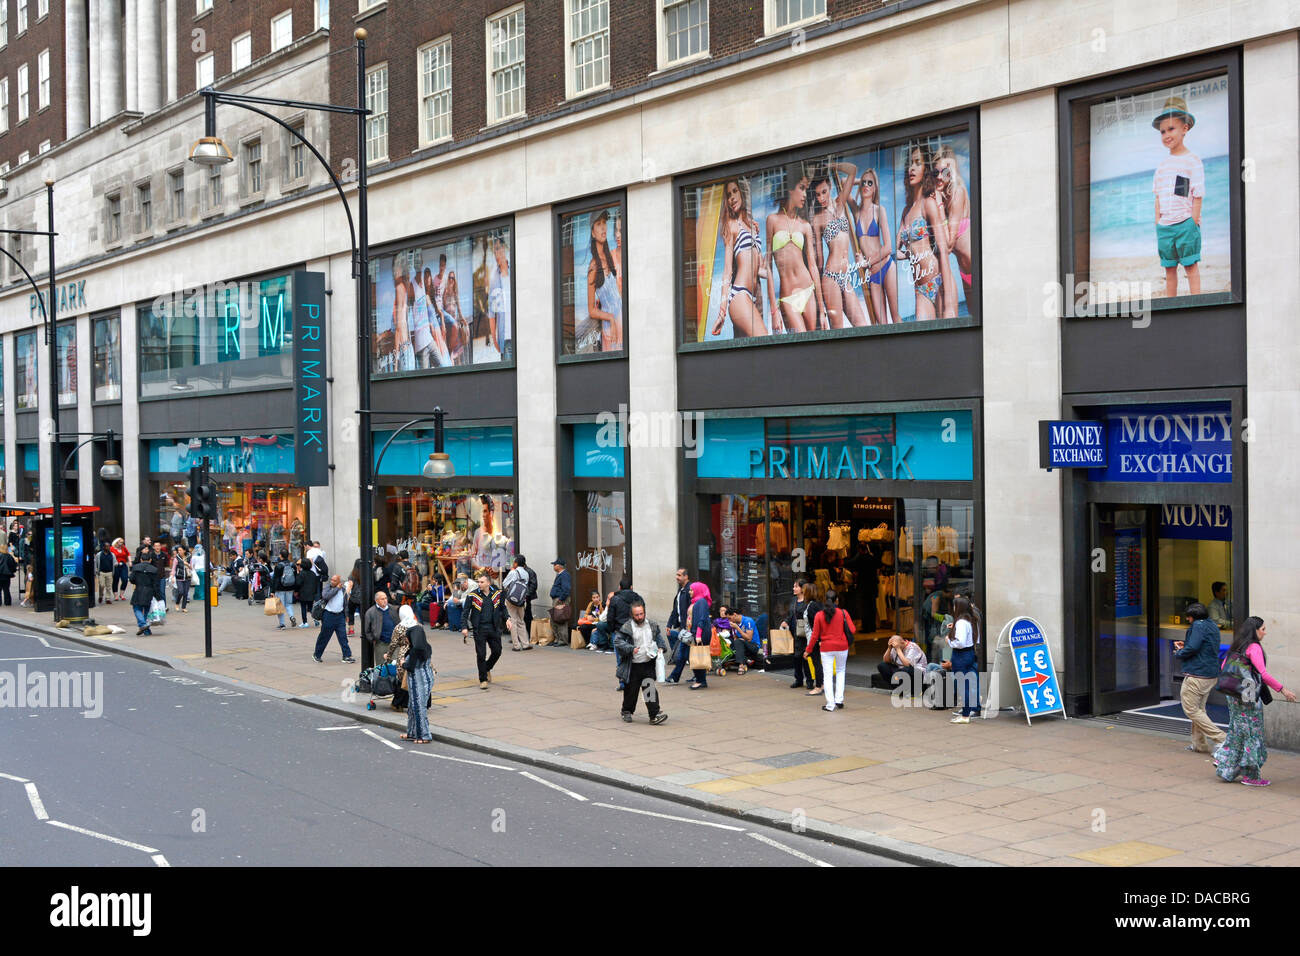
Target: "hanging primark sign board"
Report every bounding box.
[293,271,329,487]
[995,616,1066,725]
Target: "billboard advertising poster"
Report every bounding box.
[680,122,975,343]
[560,203,625,355]
[1075,71,1233,308]
[44,526,86,595]
[370,222,513,374]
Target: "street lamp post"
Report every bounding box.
[189,30,377,664]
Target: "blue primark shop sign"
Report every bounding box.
[292,271,328,487]
[695,411,973,481]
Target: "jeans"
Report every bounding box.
[275,590,296,627]
[113,564,129,594]
[473,632,502,682]
[133,605,152,633]
[734,637,764,668]
[313,610,353,659]
[821,650,847,706]
[667,630,691,681]
[950,646,980,717]
[173,580,190,610]
[622,659,661,718]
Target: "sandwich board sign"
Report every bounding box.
[997,616,1066,725]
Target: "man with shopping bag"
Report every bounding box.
[129,559,161,636]
[614,601,670,725]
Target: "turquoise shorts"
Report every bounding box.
[1157,218,1201,268]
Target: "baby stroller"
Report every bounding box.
[708,623,737,677]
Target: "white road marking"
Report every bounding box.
[591,802,746,830]
[46,820,159,854]
[151,854,171,867]
[361,729,403,750]
[746,831,833,867]
[519,771,588,801]
[316,725,362,731]
[0,772,31,783]
[408,750,516,771]
[25,783,48,820]
[0,654,109,661]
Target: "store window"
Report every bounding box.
[15,331,37,410]
[0,343,4,413]
[575,491,625,603]
[138,272,294,397]
[55,323,76,406]
[369,221,514,373]
[1061,57,1239,315]
[679,116,977,344]
[156,479,308,562]
[558,200,625,356]
[378,490,516,585]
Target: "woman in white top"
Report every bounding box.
[947,594,980,722]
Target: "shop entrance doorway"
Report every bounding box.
[1089,502,1234,717]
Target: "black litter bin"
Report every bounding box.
[55,575,90,624]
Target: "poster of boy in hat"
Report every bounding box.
[1151,95,1204,297]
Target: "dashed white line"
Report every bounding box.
[519,771,588,801]
[361,729,403,750]
[25,783,48,820]
[408,750,517,771]
[591,802,744,830]
[316,725,362,731]
[746,831,833,867]
[46,820,159,854]
[151,854,171,867]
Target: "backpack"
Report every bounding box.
[279,562,297,589]
[403,565,421,596]
[524,567,538,601]
[505,572,529,606]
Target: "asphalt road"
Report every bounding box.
[0,626,906,867]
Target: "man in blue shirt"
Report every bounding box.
[725,606,765,674]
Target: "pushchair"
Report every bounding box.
[708,624,737,677]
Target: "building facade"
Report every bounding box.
[1,0,1298,743]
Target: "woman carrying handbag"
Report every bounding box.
[1215,616,1296,786]
[807,589,852,712]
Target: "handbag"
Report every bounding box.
[841,611,856,646]
[264,596,283,616]
[1216,652,1260,704]
[549,601,571,625]
[311,600,324,619]
[688,643,712,670]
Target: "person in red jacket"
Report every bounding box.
[806,588,853,712]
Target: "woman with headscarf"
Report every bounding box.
[395,604,434,744]
[688,581,714,690]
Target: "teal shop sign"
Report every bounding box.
[696,411,973,482]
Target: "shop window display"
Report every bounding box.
[379,489,515,587]
[156,480,308,564]
[575,491,626,603]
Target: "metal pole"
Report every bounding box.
[46,181,62,617]
[356,29,374,671]
[203,456,212,659]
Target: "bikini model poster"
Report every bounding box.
[370,222,513,375]
[681,125,975,343]
[559,203,626,356]
[1078,73,1233,308]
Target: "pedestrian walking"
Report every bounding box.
[664,567,692,684]
[1173,602,1227,753]
[396,604,434,744]
[503,556,532,651]
[95,540,116,604]
[807,589,852,712]
[110,537,131,600]
[272,548,299,629]
[295,555,319,628]
[312,574,356,663]
[1215,617,1296,786]
[614,600,669,724]
[364,590,398,663]
[787,577,823,694]
[463,570,506,689]
[129,559,160,635]
[687,581,714,690]
[171,546,192,612]
[347,559,364,636]
[0,543,17,606]
[947,595,981,723]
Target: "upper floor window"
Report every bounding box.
[37,0,48,18]
[419,37,452,146]
[196,52,214,88]
[359,0,382,10]
[17,149,28,165]
[286,120,307,181]
[767,0,825,33]
[0,78,8,134]
[17,64,28,123]
[315,0,330,30]
[197,0,213,12]
[243,138,263,194]
[271,10,293,52]
[365,64,388,163]
[662,0,708,66]
[566,0,609,98]
[37,49,50,110]
[207,163,223,210]
[0,2,8,47]
[487,6,525,124]
[37,138,49,153]
[169,169,186,221]
[137,182,153,233]
[106,193,122,243]
[231,33,252,72]
[17,0,27,35]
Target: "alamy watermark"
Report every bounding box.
[0,665,103,718]
[594,403,705,459]
[1046,273,1154,328]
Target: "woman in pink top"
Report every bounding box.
[1215,617,1296,786]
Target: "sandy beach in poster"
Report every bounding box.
[1087,257,1230,303]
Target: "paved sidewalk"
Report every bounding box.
[6,596,1299,866]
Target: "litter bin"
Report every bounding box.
[55,575,90,624]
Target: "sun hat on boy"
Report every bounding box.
[1152,95,1195,130]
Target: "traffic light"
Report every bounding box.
[187,466,204,518]
[196,480,218,521]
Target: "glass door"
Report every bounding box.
[1090,504,1160,713]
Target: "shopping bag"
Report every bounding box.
[531,618,554,646]
[655,651,667,683]
[770,626,794,656]
[264,596,283,616]
[570,629,587,649]
[688,644,712,670]
[148,598,167,624]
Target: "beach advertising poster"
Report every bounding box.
[681,126,974,344]
[560,204,625,355]
[371,223,514,374]
[15,330,37,409]
[1086,73,1232,306]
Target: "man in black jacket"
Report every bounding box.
[129,561,160,636]
[463,570,506,689]
[664,567,693,684]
